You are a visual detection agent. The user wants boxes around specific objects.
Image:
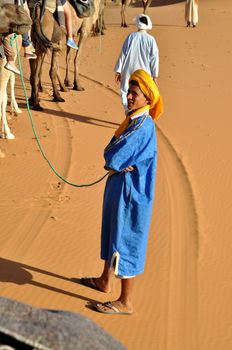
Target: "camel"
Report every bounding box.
[29,0,99,109]
[121,0,131,27]
[29,5,69,111]
[63,0,101,91]
[0,3,31,141]
[0,42,22,140]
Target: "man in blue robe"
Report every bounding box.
[81,69,163,315]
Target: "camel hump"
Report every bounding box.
[69,0,95,18]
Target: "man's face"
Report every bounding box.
[127,83,149,111]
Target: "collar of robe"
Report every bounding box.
[114,106,150,139]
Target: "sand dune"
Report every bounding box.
[0,0,232,349]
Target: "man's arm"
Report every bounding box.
[150,38,159,81]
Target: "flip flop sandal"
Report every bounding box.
[94,301,133,315]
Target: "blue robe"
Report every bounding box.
[101,112,157,277]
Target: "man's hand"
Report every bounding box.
[108,166,134,177]
[115,72,121,84]
[123,166,134,173]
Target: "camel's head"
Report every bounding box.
[0,4,32,35]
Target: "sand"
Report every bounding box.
[1,0,232,349]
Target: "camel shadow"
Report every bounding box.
[13,79,120,131]
[0,257,100,304]
[155,23,185,28]
[17,103,120,130]
[132,0,185,7]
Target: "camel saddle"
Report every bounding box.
[0,3,32,35]
[69,0,95,18]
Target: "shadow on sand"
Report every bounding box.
[132,0,185,8]
[0,257,100,304]
[17,101,120,130]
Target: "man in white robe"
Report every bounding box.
[185,0,199,27]
[114,14,159,112]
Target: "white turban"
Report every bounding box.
[135,14,152,30]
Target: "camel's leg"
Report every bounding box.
[64,46,73,88]
[73,31,88,91]
[102,9,106,31]
[10,72,22,115]
[121,5,125,27]
[29,52,44,110]
[56,60,69,92]
[29,58,36,106]
[121,4,128,27]
[94,20,99,36]
[50,50,65,102]
[143,0,151,14]
[101,0,106,31]
[38,54,46,92]
[1,90,15,139]
[93,18,104,36]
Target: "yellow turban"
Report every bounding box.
[129,69,163,121]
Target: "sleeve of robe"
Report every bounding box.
[114,34,131,73]
[150,37,159,78]
[104,116,156,172]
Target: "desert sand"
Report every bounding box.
[1,0,232,349]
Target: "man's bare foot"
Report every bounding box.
[80,277,111,293]
[94,277,111,293]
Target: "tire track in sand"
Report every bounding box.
[0,97,72,259]
[155,125,199,350]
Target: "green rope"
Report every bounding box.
[9,33,17,47]
[14,35,109,187]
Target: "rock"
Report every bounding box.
[0,297,126,350]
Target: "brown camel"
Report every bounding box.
[63,0,101,91]
[29,5,68,111]
[29,0,98,108]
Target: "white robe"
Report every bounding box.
[185,0,198,25]
[114,31,159,110]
